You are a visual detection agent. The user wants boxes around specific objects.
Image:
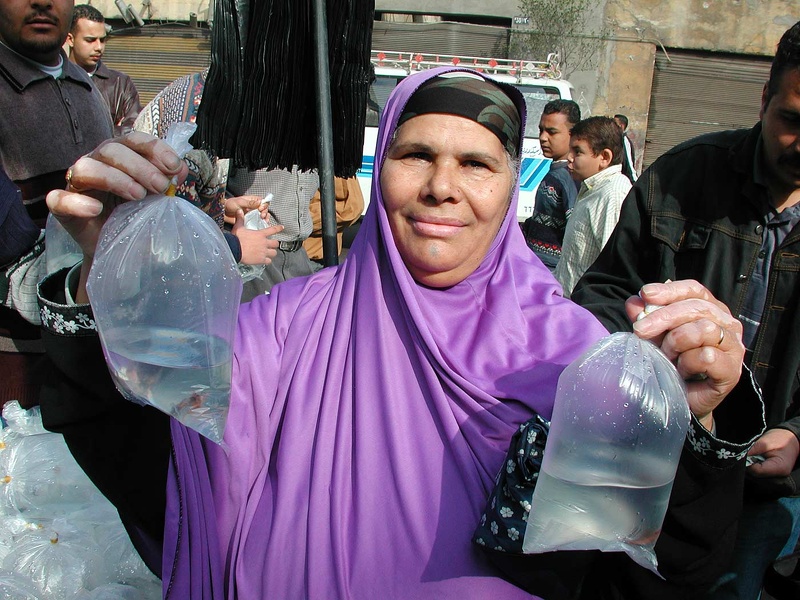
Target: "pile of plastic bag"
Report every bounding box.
[0,401,162,600]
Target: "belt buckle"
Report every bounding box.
[279,240,302,252]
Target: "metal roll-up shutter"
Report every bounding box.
[102,26,212,105]
[643,49,772,168]
[371,21,508,58]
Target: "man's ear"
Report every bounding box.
[760,82,769,120]
[599,148,613,169]
[66,32,74,48]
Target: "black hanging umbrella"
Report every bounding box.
[193,0,375,266]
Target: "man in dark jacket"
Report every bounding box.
[573,20,800,599]
[67,4,141,136]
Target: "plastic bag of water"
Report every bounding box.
[238,193,272,283]
[523,332,691,574]
[86,123,242,445]
[42,213,82,280]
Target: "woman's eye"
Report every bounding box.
[397,151,430,162]
[465,160,489,169]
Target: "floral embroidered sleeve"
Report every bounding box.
[684,365,765,468]
[38,267,97,338]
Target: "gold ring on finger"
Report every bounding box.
[64,166,88,193]
[716,326,725,346]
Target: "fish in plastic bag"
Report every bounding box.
[522,332,691,574]
[87,123,242,445]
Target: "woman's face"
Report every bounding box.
[380,113,515,288]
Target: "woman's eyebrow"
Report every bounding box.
[388,142,503,166]
[388,141,434,154]
[460,150,504,166]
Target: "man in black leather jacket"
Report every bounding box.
[67,4,141,136]
[573,20,800,600]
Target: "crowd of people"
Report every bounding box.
[1,0,799,598]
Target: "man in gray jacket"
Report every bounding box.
[0,0,112,406]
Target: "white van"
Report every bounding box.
[357,51,574,222]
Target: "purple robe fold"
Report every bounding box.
[164,66,609,599]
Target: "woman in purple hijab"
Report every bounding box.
[158,67,606,598]
[44,66,751,599]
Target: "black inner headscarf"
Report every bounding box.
[398,75,522,158]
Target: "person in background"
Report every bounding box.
[573,19,800,600]
[0,0,111,407]
[67,4,141,136]
[554,116,632,297]
[226,165,321,300]
[614,113,638,183]
[0,166,42,332]
[303,176,364,268]
[135,70,320,301]
[133,70,288,286]
[520,99,581,272]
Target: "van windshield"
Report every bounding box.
[515,85,563,138]
[366,76,405,127]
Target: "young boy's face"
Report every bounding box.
[567,137,607,182]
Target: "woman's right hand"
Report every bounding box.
[46,132,188,261]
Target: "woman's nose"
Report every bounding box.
[423,163,459,204]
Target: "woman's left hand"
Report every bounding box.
[625,279,745,431]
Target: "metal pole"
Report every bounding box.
[312,0,339,267]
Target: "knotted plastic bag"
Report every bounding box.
[3,528,106,599]
[0,568,42,600]
[522,332,691,574]
[1,402,47,437]
[87,123,243,445]
[74,583,148,600]
[1,433,104,517]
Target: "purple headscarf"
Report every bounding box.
[163,67,608,599]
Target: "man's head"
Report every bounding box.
[0,0,74,66]
[613,114,629,132]
[760,21,800,197]
[567,116,623,182]
[538,99,580,161]
[764,22,800,107]
[67,4,106,72]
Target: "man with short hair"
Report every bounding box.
[554,116,631,297]
[520,99,580,271]
[613,113,637,183]
[573,20,800,598]
[68,4,140,136]
[0,0,112,406]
